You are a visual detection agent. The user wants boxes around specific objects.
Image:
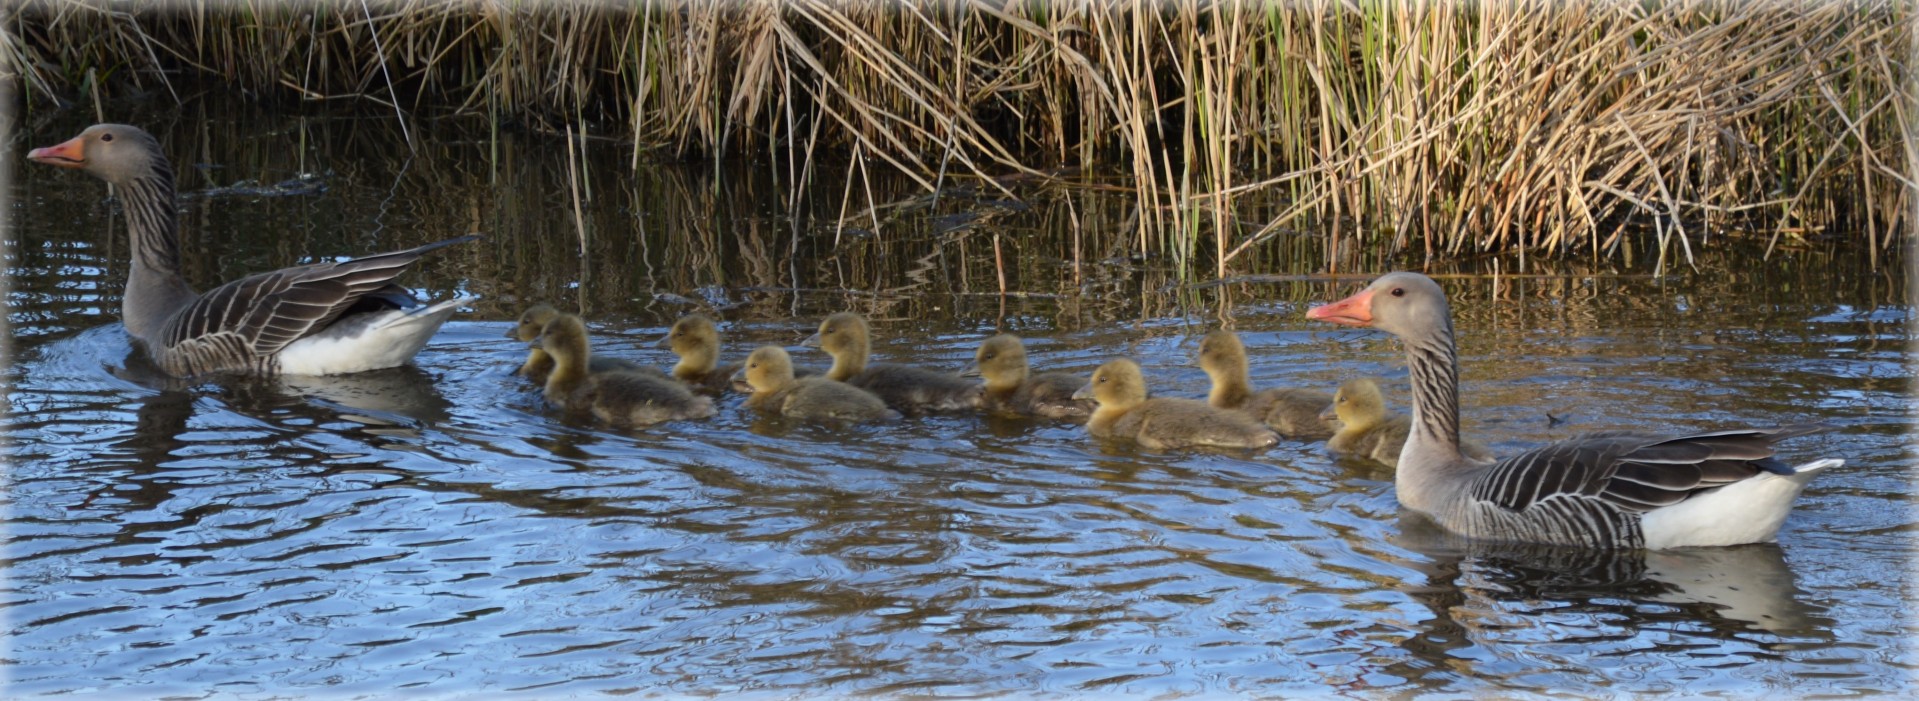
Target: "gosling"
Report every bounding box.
[1073,358,1278,450]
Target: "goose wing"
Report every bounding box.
[1471,425,1829,515]
[160,235,477,356]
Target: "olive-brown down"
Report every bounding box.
[806,312,980,413]
[512,303,652,384]
[1196,328,1335,439]
[539,313,714,427]
[1073,358,1278,450]
[1324,377,1490,469]
[662,314,740,394]
[968,334,1092,420]
[738,345,899,423]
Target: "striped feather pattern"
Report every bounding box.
[1458,426,1827,547]
[152,236,478,375]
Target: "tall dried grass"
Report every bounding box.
[5,0,1908,275]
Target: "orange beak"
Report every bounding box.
[1306,287,1376,327]
[28,136,87,169]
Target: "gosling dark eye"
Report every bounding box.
[1390,287,1405,297]
[100,133,114,142]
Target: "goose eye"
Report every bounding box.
[100,133,114,142]
[1390,287,1405,297]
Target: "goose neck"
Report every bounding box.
[1403,319,1465,462]
[119,163,183,277]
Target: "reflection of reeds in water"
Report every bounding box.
[11,3,1905,273]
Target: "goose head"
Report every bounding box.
[29,124,168,184]
[1306,272,1451,341]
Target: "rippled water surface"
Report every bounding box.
[5,103,1913,698]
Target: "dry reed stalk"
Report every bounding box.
[7,0,1906,274]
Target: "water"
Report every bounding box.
[5,101,1913,698]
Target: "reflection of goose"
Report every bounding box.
[1195,329,1335,439]
[277,365,455,427]
[1073,358,1277,450]
[74,324,453,429]
[509,304,652,384]
[29,124,475,377]
[1394,516,1826,634]
[1309,272,1839,548]
[963,334,1091,420]
[803,312,980,413]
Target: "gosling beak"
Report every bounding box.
[729,368,754,393]
[503,326,519,340]
[1070,383,1094,401]
[799,331,822,348]
[1306,287,1376,327]
[1318,404,1338,422]
[959,363,981,378]
[27,136,87,168]
[657,333,673,349]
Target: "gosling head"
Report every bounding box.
[804,312,870,357]
[966,334,1030,391]
[663,314,721,355]
[738,345,798,393]
[511,304,562,341]
[1323,377,1388,428]
[1071,358,1148,409]
[537,313,592,363]
[1193,329,1249,379]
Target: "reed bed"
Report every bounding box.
[6,0,1909,275]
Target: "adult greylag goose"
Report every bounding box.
[509,304,652,384]
[963,334,1093,420]
[29,123,477,377]
[661,314,741,395]
[803,312,981,413]
[1195,328,1337,439]
[1071,358,1278,450]
[538,313,714,427]
[735,345,899,422]
[1307,271,1839,549]
[1322,377,1490,469]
